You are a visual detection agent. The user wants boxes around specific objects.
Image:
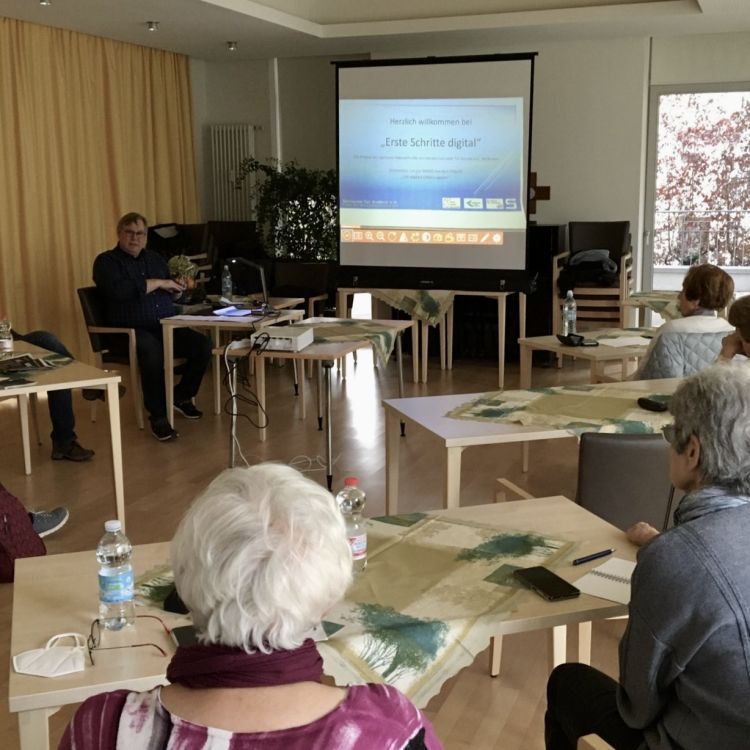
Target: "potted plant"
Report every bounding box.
[235,158,338,305]
[235,157,337,261]
[167,254,199,304]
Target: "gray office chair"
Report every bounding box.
[576,432,678,532]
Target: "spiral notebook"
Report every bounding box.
[575,558,635,605]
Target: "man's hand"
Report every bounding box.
[146,278,185,294]
[719,331,744,360]
[626,521,660,547]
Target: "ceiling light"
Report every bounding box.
[146,21,159,32]
[227,41,238,52]
[39,0,51,6]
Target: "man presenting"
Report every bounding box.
[93,212,211,441]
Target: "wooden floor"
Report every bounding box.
[0,347,625,749]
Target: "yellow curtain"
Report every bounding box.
[0,18,199,359]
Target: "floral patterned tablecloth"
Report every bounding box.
[445,383,673,436]
[135,513,573,709]
[369,289,455,326]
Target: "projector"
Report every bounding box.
[249,325,314,352]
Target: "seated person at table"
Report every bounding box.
[545,363,750,750]
[631,263,734,380]
[61,463,442,749]
[9,329,94,462]
[717,294,750,361]
[93,212,211,442]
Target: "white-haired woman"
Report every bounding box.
[61,463,441,749]
[544,362,750,750]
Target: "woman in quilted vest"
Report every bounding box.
[631,263,734,380]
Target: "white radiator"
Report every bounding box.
[210,124,255,221]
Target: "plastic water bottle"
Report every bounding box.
[336,477,367,574]
[221,264,233,300]
[96,520,135,630]
[0,319,13,352]
[562,290,577,335]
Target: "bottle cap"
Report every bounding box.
[104,520,122,533]
[344,476,359,486]
[567,290,573,297]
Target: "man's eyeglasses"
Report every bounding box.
[87,614,169,666]
[121,229,146,238]
[662,423,677,446]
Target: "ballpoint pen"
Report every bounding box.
[572,548,614,566]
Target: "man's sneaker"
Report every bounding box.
[82,384,127,402]
[51,441,95,461]
[151,420,179,441]
[174,401,203,419]
[30,507,70,538]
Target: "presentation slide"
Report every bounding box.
[337,57,532,276]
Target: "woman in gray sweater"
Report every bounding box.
[545,362,750,750]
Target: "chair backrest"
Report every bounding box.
[77,286,110,354]
[569,221,631,263]
[576,432,674,531]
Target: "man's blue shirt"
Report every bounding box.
[93,246,175,328]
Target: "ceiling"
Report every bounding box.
[2,0,750,61]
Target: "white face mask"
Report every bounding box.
[13,633,87,678]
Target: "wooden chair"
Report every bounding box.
[578,735,615,750]
[552,222,634,346]
[77,286,145,429]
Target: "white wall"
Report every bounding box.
[190,58,273,220]
[651,32,750,85]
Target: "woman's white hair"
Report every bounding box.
[669,362,750,495]
[171,463,352,652]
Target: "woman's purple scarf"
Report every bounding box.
[166,638,324,689]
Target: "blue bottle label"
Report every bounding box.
[98,567,134,604]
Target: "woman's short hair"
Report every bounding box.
[681,264,734,310]
[171,463,352,653]
[669,362,750,494]
[728,296,750,341]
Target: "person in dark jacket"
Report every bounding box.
[545,362,750,750]
[93,212,211,441]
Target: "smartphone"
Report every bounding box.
[171,624,199,647]
[513,566,580,601]
[581,339,599,347]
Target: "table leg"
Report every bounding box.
[421,320,429,383]
[518,291,527,339]
[106,381,126,529]
[163,326,175,427]
[323,360,334,490]
[396,335,406,437]
[316,361,324,430]
[519,344,533,389]
[497,296,507,390]
[445,446,464,509]
[18,394,31,475]
[578,621,592,665]
[256,355,267,442]
[229,363,238,467]
[551,624,567,667]
[447,304,454,370]
[336,289,347,318]
[522,442,530,473]
[212,328,221,415]
[590,361,602,384]
[385,408,401,515]
[489,634,503,677]
[439,313,446,370]
[18,707,58,750]
[299,359,307,417]
[411,322,419,384]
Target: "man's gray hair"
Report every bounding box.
[171,463,352,653]
[669,362,750,494]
